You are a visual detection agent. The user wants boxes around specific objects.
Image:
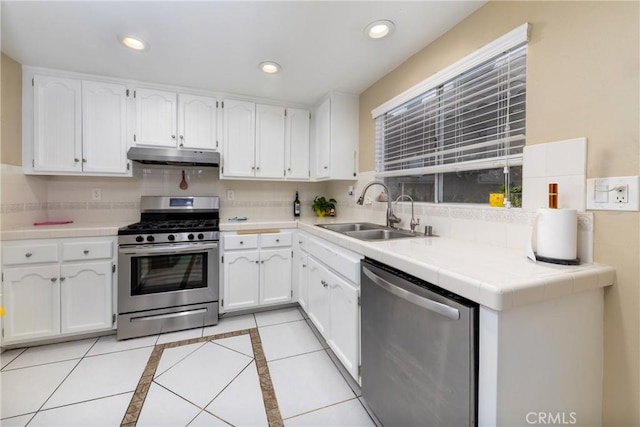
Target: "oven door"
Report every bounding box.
[118,242,219,314]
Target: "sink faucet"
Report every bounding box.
[356,181,401,229]
[394,194,420,233]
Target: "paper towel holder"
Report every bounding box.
[534,253,580,266]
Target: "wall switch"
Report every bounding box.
[586,176,640,211]
[91,188,102,201]
[227,190,235,201]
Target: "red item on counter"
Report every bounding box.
[33,221,74,226]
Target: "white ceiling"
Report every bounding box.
[1,1,485,106]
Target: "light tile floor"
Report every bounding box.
[0,307,375,426]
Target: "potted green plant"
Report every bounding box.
[312,196,337,217]
[497,184,522,208]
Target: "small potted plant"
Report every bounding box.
[312,196,337,217]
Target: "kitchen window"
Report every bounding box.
[373,24,529,206]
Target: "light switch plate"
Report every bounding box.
[586,176,640,211]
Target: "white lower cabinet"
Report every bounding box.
[2,265,61,343]
[60,261,113,334]
[1,237,116,345]
[307,257,331,336]
[297,232,362,382]
[221,232,293,313]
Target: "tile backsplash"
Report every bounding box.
[0,137,595,262]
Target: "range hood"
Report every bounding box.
[127,147,220,167]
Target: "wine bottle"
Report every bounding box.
[293,191,301,217]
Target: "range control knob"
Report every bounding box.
[188,233,195,240]
[146,236,155,242]
[168,234,175,241]
[136,236,144,243]
[197,233,204,240]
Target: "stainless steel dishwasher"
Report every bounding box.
[361,258,478,427]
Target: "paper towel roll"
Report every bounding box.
[536,208,577,260]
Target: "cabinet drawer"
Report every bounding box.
[62,241,113,261]
[224,234,259,250]
[261,232,292,248]
[3,244,59,265]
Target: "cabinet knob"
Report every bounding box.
[276,239,280,242]
[179,143,184,147]
[50,277,57,282]
[180,135,184,140]
[74,158,80,163]
[288,168,291,171]
[256,166,260,171]
[302,264,307,268]
[25,252,33,258]
[251,166,255,170]
[261,260,264,264]
[83,249,90,255]
[60,277,66,282]
[298,241,303,244]
[255,260,259,264]
[321,280,328,287]
[240,241,244,245]
[82,158,87,163]
[171,135,176,139]
[323,166,328,169]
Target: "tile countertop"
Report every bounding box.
[0,221,130,241]
[1,218,615,312]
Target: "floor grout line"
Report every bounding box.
[120,327,284,427]
[250,328,284,427]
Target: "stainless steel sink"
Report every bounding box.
[344,228,418,241]
[316,222,419,241]
[316,223,384,233]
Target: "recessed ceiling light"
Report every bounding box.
[118,35,149,51]
[259,61,281,74]
[364,20,395,40]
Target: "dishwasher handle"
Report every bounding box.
[363,267,460,320]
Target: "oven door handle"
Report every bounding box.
[120,242,219,256]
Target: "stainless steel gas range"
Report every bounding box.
[117,196,220,340]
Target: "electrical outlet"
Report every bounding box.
[587,176,639,211]
[91,188,102,201]
[614,185,628,203]
[227,190,235,201]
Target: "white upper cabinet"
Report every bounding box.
[135,89,218,150]
[313,92,359,180]
[178,94,218,150]
[31,75,129,176]
[222,100,287,179]
[222,99,256,178]
[134,88,178,147]
[33,75,82,173]
[82,81,128,174]
[285,108,311,180]
[255,104,285,179]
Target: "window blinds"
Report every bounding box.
[375,25,528,178]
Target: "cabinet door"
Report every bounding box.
[260,248,292,305]
[222,99,255,178]
[33,75,82,173]
[60,261,113,334]
[314,97,331,179]
[178,94,218,151]
[255,104,285,179]
[327,271,360,381]
[285,108,310,180]
[307,258,330,336]
[296,252,309,311]
[223,250,260,310]
[135,88,177,147]
[2,265,60,343]
[82,81,129,174]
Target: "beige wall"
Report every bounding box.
[359,1,640,425]
[1,53,22,166]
